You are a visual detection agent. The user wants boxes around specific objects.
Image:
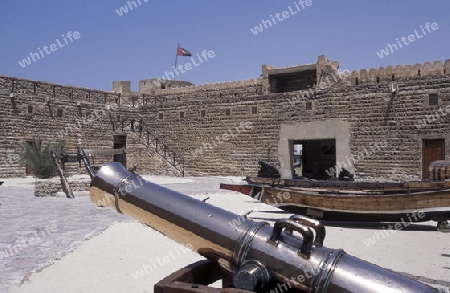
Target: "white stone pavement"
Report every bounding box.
[1,176,449,292]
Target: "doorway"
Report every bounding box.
[113,135,127,167]
[422,139,445,179]
[25,140,35,176]
[295,139,336,179]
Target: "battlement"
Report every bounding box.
[0,75,119,104]
[343,59,450,85]
[262,55,340,94]
[112,55,450,98]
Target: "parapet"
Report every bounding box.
[151,78,262,96]
[343,59,450,85]
[139,79,194,94]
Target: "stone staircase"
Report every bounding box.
[113,118,184,176]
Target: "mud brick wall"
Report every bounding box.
[1,58,449,181]
[0,77,125,178]
[272,77,450,180]
[139,94,279,176]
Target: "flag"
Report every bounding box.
[177,45,192,57]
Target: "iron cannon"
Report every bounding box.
[90,162,438,293]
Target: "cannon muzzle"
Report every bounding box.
[90,162,437,293]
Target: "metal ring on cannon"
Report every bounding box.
[268,219,314,259]
[114,174,141,214]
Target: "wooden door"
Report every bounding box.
[422,139,445,179]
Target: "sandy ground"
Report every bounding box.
[3,175,450,293]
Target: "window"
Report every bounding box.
[179,111,185,119]
[116,115,121,122]
[57,108,63,117]
[225,108,231,116]
[158,112,164,119]
[201,110,206,117]
[429,94,438,106]
[27,105,33,114]
[306,102,312,110]
[252,106,258,114]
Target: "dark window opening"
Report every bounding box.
[179,111,185,119]
[269,70,317,93]
[158,112,164,119]
[252,106,258,114]
[131,119,135,131]
[391,74,395,81]
[27,105,33,114]
[116,115,121,122]
[376,77,380,84]
[113,135,127,167]
[225,109,231,116]
[418,70,421,77]
[429,93,439,106]
[306,102,312,110]
[355,77,359,85]
[57,108,63,118]
[201,110,206,117]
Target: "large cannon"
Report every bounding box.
[90,162,438,293]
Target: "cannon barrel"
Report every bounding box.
[90,162,437,293]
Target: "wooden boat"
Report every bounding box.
[220,177,450,232]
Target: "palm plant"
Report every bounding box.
[19,138,65,179]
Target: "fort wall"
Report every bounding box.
[1,56,449,181]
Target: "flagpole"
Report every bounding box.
[174,43,179,81]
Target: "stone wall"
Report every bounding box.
[138,58,450,180]
[0,76,130,177]
[35,178,91,197]
[1,56,449,181]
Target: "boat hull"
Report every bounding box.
[220,183,450,224]
[278,205,450,223]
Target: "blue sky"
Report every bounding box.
[1,1,449,91]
